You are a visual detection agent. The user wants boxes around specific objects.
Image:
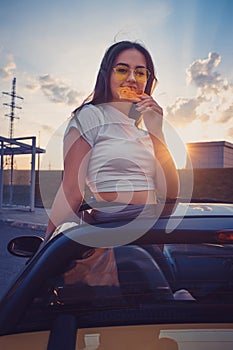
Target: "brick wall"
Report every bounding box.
[179,168,233,202]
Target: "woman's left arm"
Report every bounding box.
[136,96,180,200]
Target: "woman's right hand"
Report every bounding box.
[136,96,165,141]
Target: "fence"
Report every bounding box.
[1,168,233,209]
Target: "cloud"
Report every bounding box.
[186,52,223,94]
[0,60,16,80]
[27,74,83,106]
[40,124,55,134]
[166,52,233,130]
[166,95,207,126]
[25,82,39,91]
[228,127,233,138]
[66,89,82,106]
[219,103,233,123]
[39,74,81,105]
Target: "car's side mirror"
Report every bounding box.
[7,236,44,258]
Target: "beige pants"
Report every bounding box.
[53,221,119,287]
[64,247,119,286]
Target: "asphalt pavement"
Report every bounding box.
[0,208,49,300]
[0,206,50,232]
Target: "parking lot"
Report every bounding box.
[0,208,47,300]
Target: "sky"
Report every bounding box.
[0,0,233,169]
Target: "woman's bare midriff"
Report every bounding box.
[93,190,157,204]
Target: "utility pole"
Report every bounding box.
[2,77,24,139]
[2,77,24,205]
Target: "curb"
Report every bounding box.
[0,218,47,232]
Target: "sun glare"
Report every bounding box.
[163,120,188,169]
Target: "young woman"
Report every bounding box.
[46,40,179,235]
[45,41,179,286]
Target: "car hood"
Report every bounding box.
[171,202,233,217]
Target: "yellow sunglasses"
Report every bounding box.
[113,64,151,83]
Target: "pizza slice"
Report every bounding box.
[117,87,148,101]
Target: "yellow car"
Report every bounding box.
[1,201,233,350]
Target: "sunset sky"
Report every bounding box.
[0,0,233,169]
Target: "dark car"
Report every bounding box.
[0,200,233,350]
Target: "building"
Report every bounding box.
[186,141,233,168]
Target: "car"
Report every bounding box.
[0,200,233,350]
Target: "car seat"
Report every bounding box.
[114,245,174,305]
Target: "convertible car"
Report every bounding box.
[0,200,233,350]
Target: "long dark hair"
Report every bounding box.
[73,41,157,114]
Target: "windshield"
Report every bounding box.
[14,237,233,349]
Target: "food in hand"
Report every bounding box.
[117,87,148,101]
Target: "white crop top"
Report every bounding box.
[64,104,156,193]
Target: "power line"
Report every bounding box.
[2,77,24,139]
